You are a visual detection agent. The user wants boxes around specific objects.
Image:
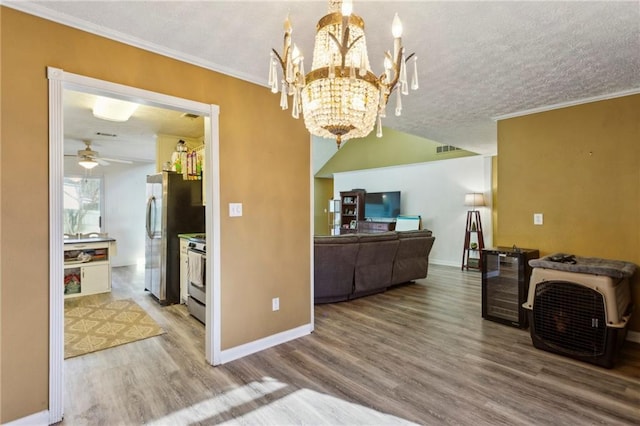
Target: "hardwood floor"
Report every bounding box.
[62,264,640,425]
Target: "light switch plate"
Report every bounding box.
[533,213,543,225]
[229,203,243,217]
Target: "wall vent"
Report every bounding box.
[436,145,461,154]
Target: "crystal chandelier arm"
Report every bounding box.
[387,47,404,91]
[272,21,294,76]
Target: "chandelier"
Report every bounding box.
[269,0,418,148]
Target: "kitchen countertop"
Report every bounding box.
[178,233,205,239]
[64,236,116,244]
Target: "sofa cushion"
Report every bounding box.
[352,232,399,298]
[356,231,399,243]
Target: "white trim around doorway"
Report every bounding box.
[47,67,220,424]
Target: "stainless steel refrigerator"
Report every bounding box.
[145,172,205,305]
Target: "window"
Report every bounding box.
[63,177,103,235]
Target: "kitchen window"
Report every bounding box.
[63,176,103,235]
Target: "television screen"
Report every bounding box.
[365,191,401,220]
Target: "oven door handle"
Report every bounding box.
[190,281,205,290]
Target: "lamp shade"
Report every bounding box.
[464,193,485,208]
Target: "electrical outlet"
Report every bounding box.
[229,203,243,217]
[272,297,280,311]
[534,213,543,225]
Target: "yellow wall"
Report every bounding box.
[497,94,640,330]
[313,178,334,235]
[0,7,310,423]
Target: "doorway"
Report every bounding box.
[48,67,221,423]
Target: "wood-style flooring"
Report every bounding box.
[62,264,640,425]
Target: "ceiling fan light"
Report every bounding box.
[78,157,99,169]
[92,96,139,122]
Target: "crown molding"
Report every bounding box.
[492,87,640,121]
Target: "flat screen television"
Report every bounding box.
[364,191,401,221]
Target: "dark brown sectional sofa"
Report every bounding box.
[314,229,435,303]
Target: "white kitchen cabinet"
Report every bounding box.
[64,239,115,298]
[179,237,190,304]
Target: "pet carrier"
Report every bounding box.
[523,255,635,368]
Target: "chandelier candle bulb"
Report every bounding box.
[284,14,291,32]
[392,13,403,58]
[342,0,353,16]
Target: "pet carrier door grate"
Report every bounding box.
[532,280,607,357]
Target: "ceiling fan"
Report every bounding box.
[71,140,133,169]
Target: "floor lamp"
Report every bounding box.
[462,193,485,270]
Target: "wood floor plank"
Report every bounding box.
[62,264,640,425]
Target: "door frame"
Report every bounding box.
[47,67,221,424]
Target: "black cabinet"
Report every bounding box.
[482,247,539,328]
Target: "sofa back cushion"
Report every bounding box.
[353,232,399,297]
[314,235,359,245]
[391,234,436,285]
[397,229,433,238]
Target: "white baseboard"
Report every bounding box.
[220,323,312,364]
[429,259,460,268]
[4,410,49,426]
[627,330,640,344]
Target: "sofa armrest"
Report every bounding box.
[314,235,359,303]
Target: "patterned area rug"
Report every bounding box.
[65,298,165,359]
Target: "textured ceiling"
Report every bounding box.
[7,1,640,155]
